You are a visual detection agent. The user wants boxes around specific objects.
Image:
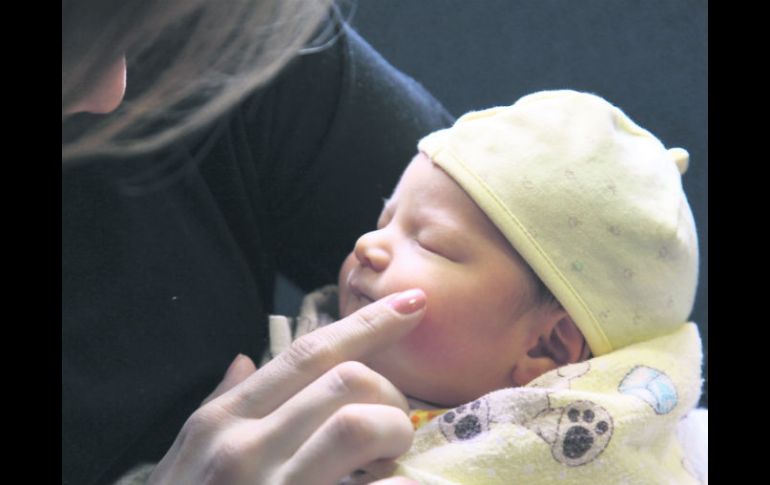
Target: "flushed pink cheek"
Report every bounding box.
[396,314,459,369]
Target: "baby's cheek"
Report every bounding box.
[398,311,465,368]
[400,322,437,354]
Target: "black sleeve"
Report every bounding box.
[244,23,454,291]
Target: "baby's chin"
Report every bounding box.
[363,352,471,409]
[389,377,469,408]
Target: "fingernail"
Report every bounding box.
[389,289,426,314]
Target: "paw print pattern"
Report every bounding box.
[439,398,491,442]
[533,401,614,466]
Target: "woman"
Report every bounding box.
[62,1,452,483]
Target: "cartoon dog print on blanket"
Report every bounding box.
[528,399,614,466]
[438,361,615,466]
[438,398,492,441]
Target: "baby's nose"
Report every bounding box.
[354,231,391,272]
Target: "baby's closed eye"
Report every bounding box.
[416,230,460,261]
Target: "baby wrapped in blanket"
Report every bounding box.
[266,90,705,484]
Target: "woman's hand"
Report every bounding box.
[148,289,426,485]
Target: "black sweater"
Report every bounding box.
[62,25,453,485]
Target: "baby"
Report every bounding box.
[336,150,590,409]
[267,90,705,484]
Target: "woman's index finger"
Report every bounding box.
[219,289,426,418]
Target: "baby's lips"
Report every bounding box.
[349,279,371,301]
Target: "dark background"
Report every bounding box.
[278,0,708,407]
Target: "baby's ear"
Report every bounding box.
[515,312,587,385]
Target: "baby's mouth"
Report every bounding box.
[351,285,375,305]
[347,275,376,305]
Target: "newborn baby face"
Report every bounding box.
[338,152,550,407]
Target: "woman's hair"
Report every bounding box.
[62,0,334,161]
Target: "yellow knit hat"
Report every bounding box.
[418,90,698,356]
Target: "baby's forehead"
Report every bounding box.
[394,153,518,246]
[395,154,482,219]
